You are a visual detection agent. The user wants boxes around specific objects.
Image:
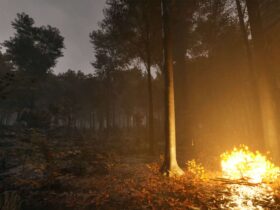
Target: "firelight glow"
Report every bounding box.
[220,145,280,183]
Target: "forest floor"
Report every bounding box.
[1,127,280,210]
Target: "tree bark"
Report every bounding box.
[147,51,155,154]
[144,0,155,154]
[246,0,279,161]
[236,0,253,72]
[160,0,184,176]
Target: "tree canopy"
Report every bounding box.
[3,13,64,76]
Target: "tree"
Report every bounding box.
[160,0,184,176]
[126,0,162,153]
[1,13,64,127]
[90,0,163,153]
[3,13,64,76]
[235,0,253,71]
[90,29,119,130]
[2,13,65,122]
[0,51,14,100]
[170,0,196,146]
[246,0,279,160]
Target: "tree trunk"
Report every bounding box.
[236,0,253,71]
[246,0,279,161]
[172,2,189,152]
[99,113,104,131]
[160,0,184,176]
[236,0,263,146]
[147,55,155,154]
[144,2,155,154]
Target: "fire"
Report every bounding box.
[220,145,280,183]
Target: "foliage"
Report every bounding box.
[186,159,207,180]
[90,0,162,72]
[3,12,64,76]
[0,51,14,100]
[4,148,280,209]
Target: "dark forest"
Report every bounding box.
[1,0,280,209]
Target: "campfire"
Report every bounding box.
[220,145,280,183]
[216,145,279,209]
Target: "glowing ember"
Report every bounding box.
[220,145,280,183]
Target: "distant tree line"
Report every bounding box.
[0,13,164,135]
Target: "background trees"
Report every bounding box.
[1,0,280,160]
[90,0,163,153]
[246,0,280,160]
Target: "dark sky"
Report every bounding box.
[0,0,106,74]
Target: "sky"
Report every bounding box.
[0,0,107,74]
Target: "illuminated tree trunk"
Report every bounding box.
[160,0,184,176]
[246,0,279,161]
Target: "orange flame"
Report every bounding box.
[220,145,280,183]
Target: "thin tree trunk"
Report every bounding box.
[144,1,155,154]
[99,113,104,131]
[236,0,253,71]
[89,112,92,130]
[160,0,184,176]
[106,107,110,130]
[147,55,155,153]
[246,0,279,161]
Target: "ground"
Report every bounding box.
[1,127,280,210]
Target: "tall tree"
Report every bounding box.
[2,13,64,126]
[235,0,253,71]
[90,0,162,152]
[90,28,120,130]
[160,0,184,176]
[3,13,64,76]
[246,0,279,160]
[171,0,196,140]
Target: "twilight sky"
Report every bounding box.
[0,0,106,74]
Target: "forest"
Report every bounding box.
[1,0,280,209]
